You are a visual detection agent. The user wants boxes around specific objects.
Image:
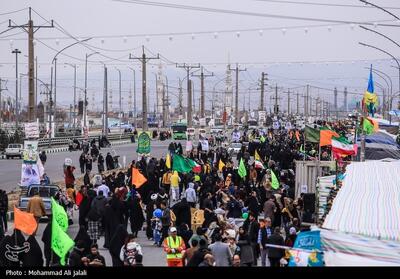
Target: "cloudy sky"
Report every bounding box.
[0,0,399,113]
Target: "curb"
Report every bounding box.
[111,140,131,146]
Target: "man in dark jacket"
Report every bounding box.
[97,153,105,174]
[243,211,260,266]
[172,198,191,227]
[68,240,86,266]
[106,152,114,170]
[266,227,285,267]
[159,201,171,246]
[258,218,272,267]
[79,152,86,174]
[246,191,261,219]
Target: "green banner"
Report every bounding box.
[137,132,151,154]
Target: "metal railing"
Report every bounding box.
[37,133,134,148]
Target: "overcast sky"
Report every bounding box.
[0,0,399,113]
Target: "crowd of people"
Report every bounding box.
[2,118,356,267]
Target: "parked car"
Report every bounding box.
[228,142,242,155]
[19,184,60,217]
[5,143,23,159]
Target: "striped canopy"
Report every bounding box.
[323,160,400,241]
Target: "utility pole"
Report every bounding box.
[305,84,309,118]
[103,65,108,137]
[334,87,338,119]
[65,63,77,128]
[178,78,183,119]
[192,67,214,119]
[259,72,268,111]
[286,89,291,115]
[8,7,53,121]
[12,49,21,129]
[296,91,300,115]
[344,87,348,114]
[35,56,37,119]
[115,68,122,133]
[229,63,246,121]
[0,79,8,129]
[176,63,200,127]
[274,84,279,114]
[129,46,159,131]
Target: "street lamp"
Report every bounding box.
[84,51,99,136]
[65,63,77,128]
[127,67,137,129]
[115,68,122,134]
[12,49,21,130]
[51,38,91,134]
[359,42,400,110]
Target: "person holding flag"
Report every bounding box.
[362,66,378,117]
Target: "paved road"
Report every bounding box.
[0,140,181,193]
[6,209,167,266]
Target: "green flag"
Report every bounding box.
[270,169,280,190]
[137,132,151,154]
[238,158,247,178]
[51,217,74,266]
[362,118,374,135]
[51,198,68,232]
[304,126,320,143]
[172,154,193,173]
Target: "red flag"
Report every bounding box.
[75,191,83,207]
[14,206,38,235]
[131,167,147,188]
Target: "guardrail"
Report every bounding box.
[37,133,134,148]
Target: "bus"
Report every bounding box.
[171,122,187,140]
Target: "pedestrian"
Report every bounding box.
[172,198,191,228]
[97,153,105,173]
[106,152,114,170]
[184,182,197,208]
[64,165,75,188]
[266,227,285,267]
[109,224,128,267]
[68,240,86,267]
[182,238,198,265]
[159,201,171,246]
[263,196,277,224]
[39,151,47,166]
[83,169,91,186]
[85,153,93,172]
[27,188,46,226]
[0,190,8,234]
[79,152,86,174]
[162,170,172,194]
[236,226,254,267]
[208,233,232,266]
[97,180,110,198]
[82,244,106,267]
[163,226,186,267]
[243,211,260,266]
[198,253,215,267]
[258,218,272,267]
[170,171,181,203]
[74,225,91,256]
[88,191,107,244]
[128,193,144,238]
[120,234,143,266]
[246,191,261,219]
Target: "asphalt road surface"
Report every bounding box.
[0,139,182,193]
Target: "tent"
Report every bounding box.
[356,131,400,160]
[320,160,400,266]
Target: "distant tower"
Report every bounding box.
[225,64,233,115]
[344,87,348,112]
[128,88,132,117]
[109,89,113,112]
[156,63,165,117]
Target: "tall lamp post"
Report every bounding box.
[115,68,122,134]
[12,49,21,130]
[83,51,99,136]
[65,63,77,129]
[127,67,136,129]
[51,38,91,136]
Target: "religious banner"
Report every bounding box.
[136,132,151,154]
[20,164,40,187]
[231,131,241,142]
[23,141,39,164]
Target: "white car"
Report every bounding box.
[5,143,23,159]
[228,142,242,155]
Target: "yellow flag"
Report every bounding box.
[166,153,171,169]
[255,150,261,161]
[218,159,225,171]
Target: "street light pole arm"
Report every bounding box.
[359,42,400,68]
[359,25,400,49]
[52,38,92,63]
[359,0,400,21]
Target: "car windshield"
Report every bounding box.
[28,186,58,198]
[172,125,187,133]
[9,144,20,148]
[231,143,242,148]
